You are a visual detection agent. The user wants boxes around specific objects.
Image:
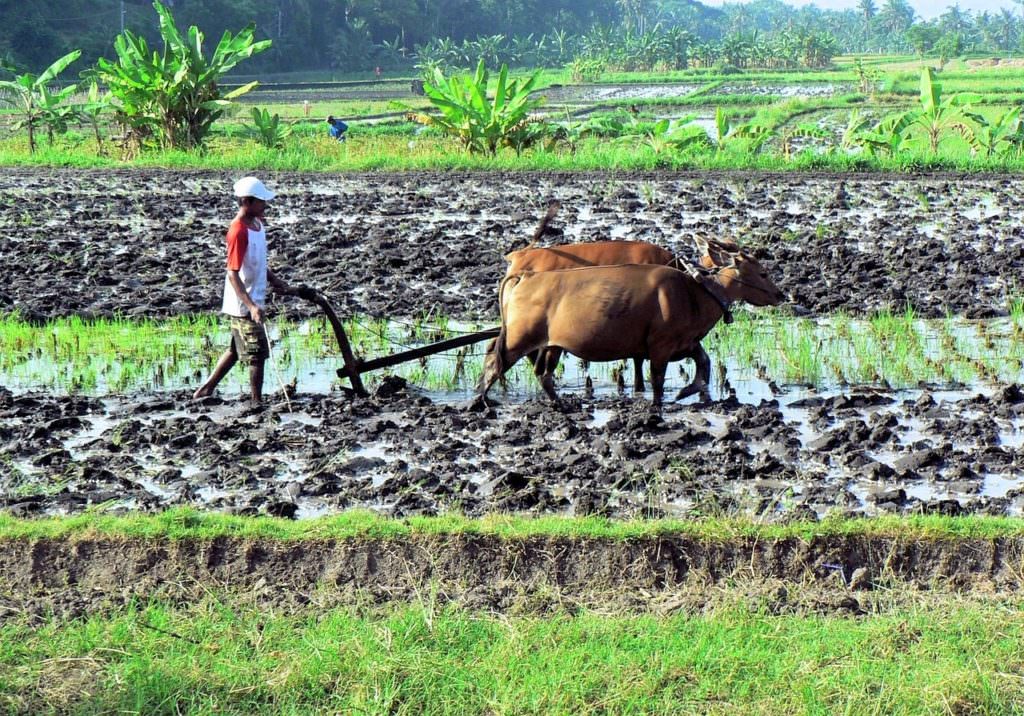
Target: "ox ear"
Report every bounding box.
[709,237,740,253]
[693,235,710,258]
[704,240,738,268]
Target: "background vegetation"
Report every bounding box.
[5,0,1024,76]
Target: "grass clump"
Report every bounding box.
[2,506,1024,542]
[2,599,1024,715]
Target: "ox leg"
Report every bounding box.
[476,335,511,406]
[675,346,711,403]
[538,347,563,402]
[475,331,538,408]
[632,358,645,394]
[650,360,668,407]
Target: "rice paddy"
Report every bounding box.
[4,308,1023,397]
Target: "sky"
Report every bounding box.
[700,0,1021,20]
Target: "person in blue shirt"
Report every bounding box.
[326,115,348,142]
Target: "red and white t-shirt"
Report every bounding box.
[221,218,268,318]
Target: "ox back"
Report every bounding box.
[504,240,674,275]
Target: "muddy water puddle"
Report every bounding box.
[3,345,1023,519]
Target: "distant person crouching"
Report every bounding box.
[327,115,348,142]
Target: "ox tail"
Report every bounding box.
[479,273,525,394]
[514,199,561,253]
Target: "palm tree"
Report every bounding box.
[996,9,1018,51]
[975,12,998,52]
[858,0,877,23]
[618,0,649,34]
[1013,0,1024,24]
[858,0,877,49]
[939,4,972,37]
[879,0,915,46]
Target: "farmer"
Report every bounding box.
[193,176,294,404]
[326,115,348,142]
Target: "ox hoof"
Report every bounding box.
[465,395,499,412]
[675,385,710,403]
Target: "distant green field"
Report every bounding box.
[4,55,1024,172]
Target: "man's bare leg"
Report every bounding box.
[249,361,265,403]
[193,349,238,399]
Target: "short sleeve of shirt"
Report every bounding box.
[225,220,249,271]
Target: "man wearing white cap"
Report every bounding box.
[193,176,293,404]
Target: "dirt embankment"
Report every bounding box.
[2,532,1022,620]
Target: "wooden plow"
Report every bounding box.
[294,286,498,397]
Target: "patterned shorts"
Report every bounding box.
[229,316,269,363]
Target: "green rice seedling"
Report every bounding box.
[1008,294,1024,324]
[4,311,1024,396]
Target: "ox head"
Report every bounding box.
[696,237,785,307]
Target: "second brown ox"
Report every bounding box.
[480,242,784,405]
[504,239,679,392]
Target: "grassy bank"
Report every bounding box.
[7,131,1024,173]
[2,596,1023,714]
[2,507,1024,541]
[4,510,1024,714]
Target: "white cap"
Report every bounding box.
[233,176,276,201]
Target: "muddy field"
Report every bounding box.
[1,168,1024,522]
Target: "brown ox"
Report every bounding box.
[502,239,731,394]
[479,244,783,406]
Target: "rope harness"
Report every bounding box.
[668,256,734,324]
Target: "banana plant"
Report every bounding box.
[616,115,711,154]
[779,122,831,159]
[711,107,772,154]
[409,59,544,156]
[847,110,917,156]
[96,1,270,152]
[840,109,873,152]
[913,67,979,154]
[78,80,113,155]
[0,50,80,154]
[243,107,292,149]
[543,112,629,153]
[959,107,1024,157]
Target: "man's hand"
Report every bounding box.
[268,269,292,296]
[250,306,265,323]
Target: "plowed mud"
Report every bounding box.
[1,169,1023,523]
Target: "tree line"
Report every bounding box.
[2,0,1024,76]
